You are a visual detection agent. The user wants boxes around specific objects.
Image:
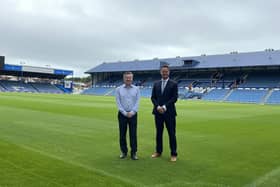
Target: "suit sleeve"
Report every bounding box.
[151,83,159,107]
[164,82,178,107]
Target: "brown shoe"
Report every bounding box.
[170,156,177,162]
[151,152,161,158]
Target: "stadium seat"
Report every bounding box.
[81,87,114,95]
[226,89,268,103]
[31,83,64,94]
[203,89,229,101]
[266,90,280,104]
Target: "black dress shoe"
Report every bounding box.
[131,154,138,160]
[119,152,127,159]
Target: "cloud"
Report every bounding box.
[0,0,279,76]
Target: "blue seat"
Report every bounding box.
[203,89,229,101]
[226,89,267,103]
[266,90,280,104]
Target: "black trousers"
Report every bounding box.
[154,114,177,156]
[118,112,137,154]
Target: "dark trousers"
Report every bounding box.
[154,114,177,156]
[118,112,137,155]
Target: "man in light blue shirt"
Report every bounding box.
[116,72,140,160]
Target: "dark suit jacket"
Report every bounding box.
[151,79,178,116]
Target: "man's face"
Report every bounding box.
[123,74,133,86]
[160,67,169,80]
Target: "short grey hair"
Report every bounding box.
[123,71,133,77]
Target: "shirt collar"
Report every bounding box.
[123,84,133,88]
[161,78,169,82]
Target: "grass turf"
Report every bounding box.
[0,92,280,187]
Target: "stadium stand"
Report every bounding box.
[0,80,70,93]
[0,80,37,92]
[140,87,153,97]
[0,59,73,94]
[237,72,280,88]
[84,50,280,104]
[226,89,268,103]
[31,83,64,94]
[82,87,113,95]
[202,88,230,101]
[0,83,6,92]
[266,89,280,104]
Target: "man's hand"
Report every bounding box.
[162,105,167,112]
[127,112,133,118]
[157,106,164,114]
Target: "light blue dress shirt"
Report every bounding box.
[116,84,140,117]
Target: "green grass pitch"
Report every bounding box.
[0,92,280,187]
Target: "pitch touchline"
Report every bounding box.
[244,166,280,187]
[153,180,231,187]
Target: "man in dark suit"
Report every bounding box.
[151,65,178,162]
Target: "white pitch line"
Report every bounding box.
[13,143,143,187]
[244,166,280,187]
[153,180,231,187]
[0,157,68,187]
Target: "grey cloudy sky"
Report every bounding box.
[0,0,279,76]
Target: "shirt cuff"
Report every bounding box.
[162,105,167,111]
[121,111,127,116]
[130,111,136,116]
